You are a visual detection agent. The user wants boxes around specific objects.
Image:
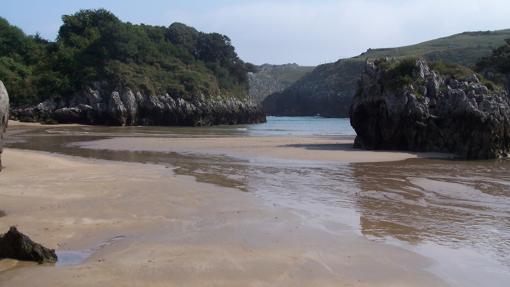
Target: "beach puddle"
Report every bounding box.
[5,124,510,285]
[56,235,126,267]
[55,250,89,267]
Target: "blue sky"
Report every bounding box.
[2,0,510,65]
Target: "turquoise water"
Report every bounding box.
[246,116,355,136]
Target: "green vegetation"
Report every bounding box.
[0,9,252,107]
[377,58,420,90]
[429,60,474,79]
[248,63,314,103]
[476,39,510,84]
[356,30,510,67]
[376,58,501,93]
[264,29,510,117]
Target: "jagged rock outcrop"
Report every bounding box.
[0,81,9,171]
[350,58,510,159]
[0,226,57,264]
[11,84,266,126]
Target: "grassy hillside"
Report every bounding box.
[264,29,510,117]
[248,63,314,103]
[356,30,510,66]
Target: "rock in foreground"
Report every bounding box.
[0,81,9,171]
[350,58,510,159]
[0,226,57,264]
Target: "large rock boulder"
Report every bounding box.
[0,226,57,264]
[10,84,266,126]
[0,81,9,171]
[350,58,510,159]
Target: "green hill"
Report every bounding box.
[263,29,510,117]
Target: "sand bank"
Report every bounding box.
[0,148,447,286]
[78,136,453,164]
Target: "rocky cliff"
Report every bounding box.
[0,81,9,171]
[263,60,363,117]
[264,29,510,117]
[350,58,510,159]
[11,84,265,126]
[248,64,314,103]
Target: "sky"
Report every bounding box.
[2,0,510,66]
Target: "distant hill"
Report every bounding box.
[263,29,510,117]
[248,64,314,103]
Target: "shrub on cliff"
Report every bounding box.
[476,39,510,90]
[0,9,253,107]
[378,57,420,90]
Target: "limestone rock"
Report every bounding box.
[10,85,266,126]
[350,58,510,159]
[0,81,9,171]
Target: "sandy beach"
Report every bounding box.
[2,2,510,285]
[1,122,509,287]
[77,136,454,163]
[0,147,448,286]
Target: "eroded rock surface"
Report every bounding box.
[11,84,266,126]
[350,58,510,159]
[0,226,57,264]
[0,81,9,171]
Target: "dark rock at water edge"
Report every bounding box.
[11,85,266,126]
[0,226,58,264]
[350,58,510,159]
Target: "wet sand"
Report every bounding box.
[78,136,453,163]
[0,148,448,286]
[2,122,509,286]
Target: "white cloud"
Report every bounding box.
[4,0,510,65]
[162,0,510,65]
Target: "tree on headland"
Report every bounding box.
[0,9,254,107]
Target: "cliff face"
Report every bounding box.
[248,64,314,103]
[0,81,9,171]
[263,60,364,117]
[11,84,265,126]
[263,29,510,117]
[350,58,510,159]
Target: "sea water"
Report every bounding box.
[246,116,355,136]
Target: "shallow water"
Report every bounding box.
[5,118,510,286]
[248,116,356,136]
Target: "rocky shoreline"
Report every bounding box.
[350,58,510,159]
[11,86,266,126]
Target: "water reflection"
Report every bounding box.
[6,125,510,272]
[352,159,510,265]
[6,126,249,190]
